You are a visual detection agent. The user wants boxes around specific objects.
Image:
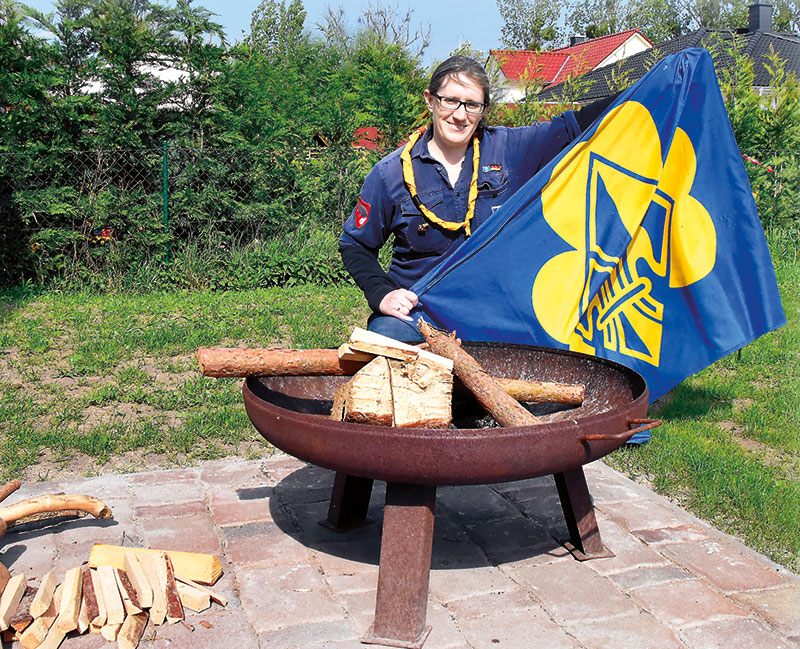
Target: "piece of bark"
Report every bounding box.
[97,565,125,626]
[122,553,152,609]
[89,545,222,585]
[0,480,21,505]
[0,573,27,631]
[114,569,142,616]
[175,583,210,613]
[0,561,10,595]
[2,628,16,642]
[10,585,37,632]
[418,320,541,427]
[30,572,57,619]
[348,327,454,370]
[197,347,362,378]
[117,612,148,649]
[100,622,122,641]
[163,555,184,624]
[174,576,227,607]
[0,494,112,527]
[89,569,107,628]
[137,553,167,626]
[54,567,82,633]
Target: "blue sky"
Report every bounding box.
[22,0,505,67]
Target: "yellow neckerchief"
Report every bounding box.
[400,126,480,236]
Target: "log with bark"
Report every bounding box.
[418,319,543,427]
[198,346,584,405]
[0,494,112,539]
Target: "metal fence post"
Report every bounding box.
[162,140,169,263]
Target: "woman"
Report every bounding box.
[339,56,614,342]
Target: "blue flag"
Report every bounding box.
[411,48,785,406]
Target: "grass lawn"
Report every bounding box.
[0,235,797,572]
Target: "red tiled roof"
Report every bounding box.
[491,29,652,86]
[352,126,380,149]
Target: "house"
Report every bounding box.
[538,2,800,103]
[489,30,653,103]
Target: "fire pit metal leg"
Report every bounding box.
[321,472,374,532]
[553,467,614,560]
[363,482,435,649]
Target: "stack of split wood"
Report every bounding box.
[0,544,225,649]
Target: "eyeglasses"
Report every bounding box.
[430,91,486,114]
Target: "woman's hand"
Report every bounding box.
[379,289,419,321]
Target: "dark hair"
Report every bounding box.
[428,56,491,134]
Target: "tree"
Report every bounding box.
[568,0,626,38]
[249,0,306,61]
[683,0,748,28]
[317,2,431,61]
[496,0,562,50]
[624,0,687,43]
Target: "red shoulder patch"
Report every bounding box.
[355,196,371,228]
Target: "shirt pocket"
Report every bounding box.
[477,171,510,199]
[399,189,457,255]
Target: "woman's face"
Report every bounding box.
[424,73,485,152]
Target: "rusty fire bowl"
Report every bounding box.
[242,342,650,485]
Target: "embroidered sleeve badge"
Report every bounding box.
[355,197,371,228]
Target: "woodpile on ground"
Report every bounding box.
[0,479,226,649]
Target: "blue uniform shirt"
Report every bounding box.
[340,115,581,292]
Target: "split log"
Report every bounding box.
[114,569,142,616]
[10,585,38,632]
[80,570,99,629]
[89,569,107,628]
[100,622,122,641]
[19,586,59,649]
[175,583,210,612]
[163,555,184,624]
[54,567,82,633]
[197,347,362,378]
[117,613,148,649]
[89,544,222,585]
[137,553,166,626]
[0,561,10,593]
[333,357,393,426]
[418,320,541,427]
[198,347,583,405]
[97,565,124,626]
[347,327,454,370]
[30,572,57,619]
[0,574,27,631]
[174,576,226,607]
[0,494,112,528]
[123,552,152,609]
[33,625,65,649]
[76,597,89,634]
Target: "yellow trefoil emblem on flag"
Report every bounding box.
[533,101,717,366]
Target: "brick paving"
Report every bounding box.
[0,455,797,649]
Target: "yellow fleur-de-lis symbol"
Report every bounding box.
[532,101,717,366]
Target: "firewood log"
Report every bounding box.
[418,320,542,427]
[117,613,148,649]
[198,346,583,405]
[10,585,37,632]
[0,574,27,630]
[30,572,57,619]
[54,567,82,633]
[0,481,21,505]
[0,495,112,528]
[89,544,222,585]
